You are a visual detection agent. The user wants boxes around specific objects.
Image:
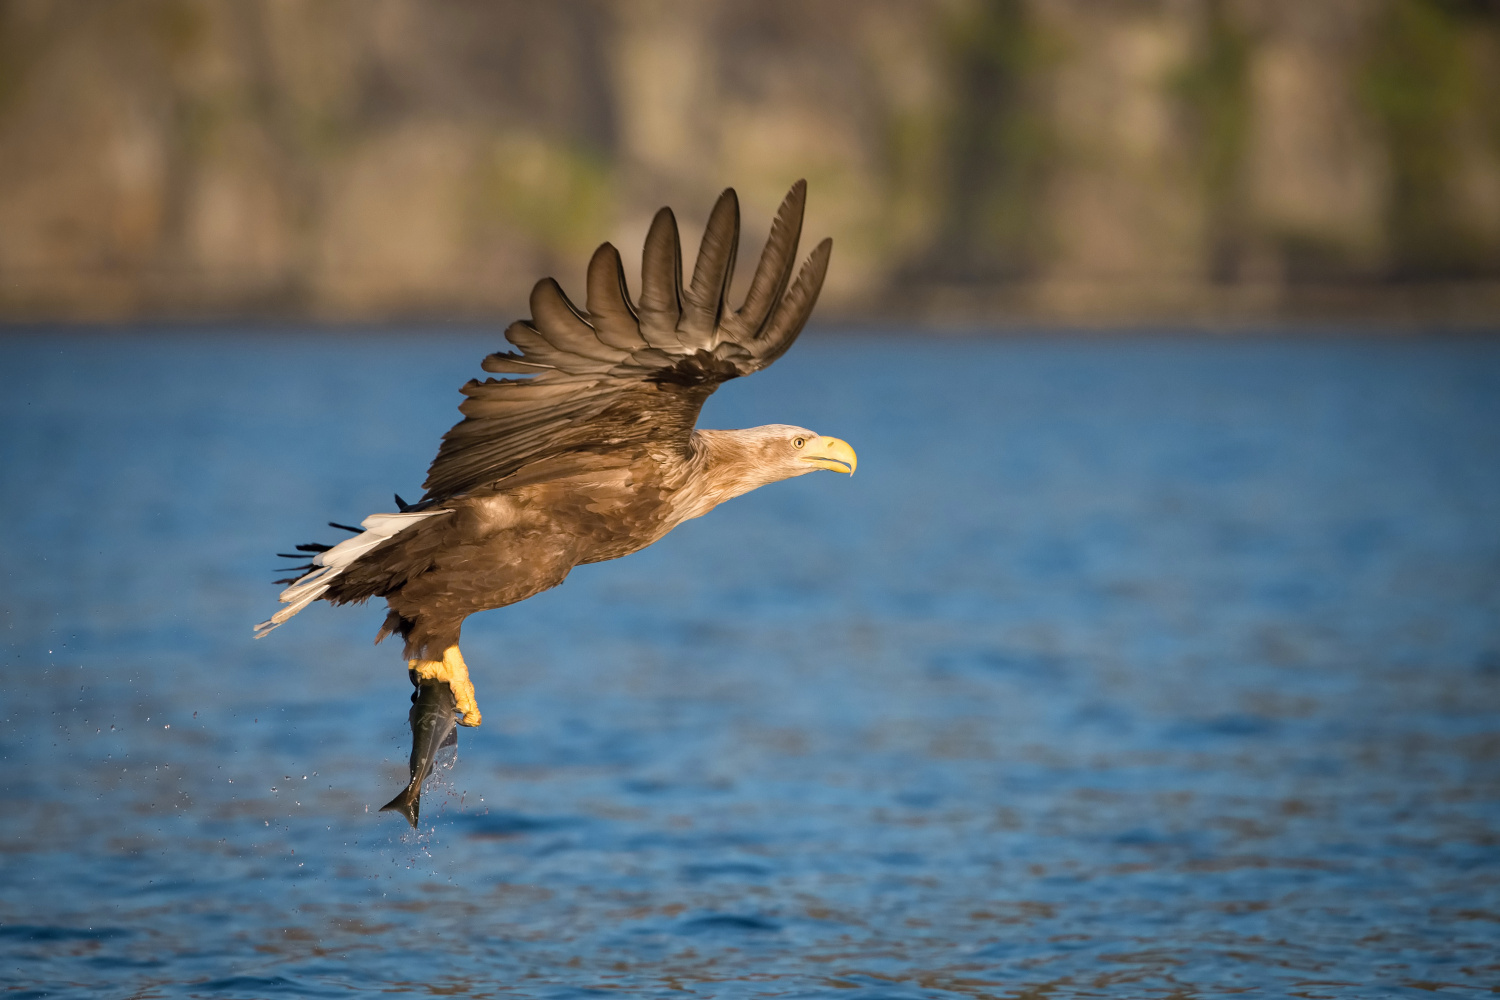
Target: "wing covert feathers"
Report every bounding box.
[420,181,831,502]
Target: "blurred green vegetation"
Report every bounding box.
[925,0,1058,281]
[0,0,1496,322]
[1171,0,1252,282]
[1363,0,1500,278]
[475,135,615,261]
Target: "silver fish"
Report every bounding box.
[380,677,458,827]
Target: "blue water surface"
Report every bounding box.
[1,330,1498,998]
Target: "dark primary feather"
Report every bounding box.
[420,181,833,502]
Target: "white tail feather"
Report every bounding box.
[253,509,450,638]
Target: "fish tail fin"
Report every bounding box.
[380,782,422,828]
[380,678,458,829]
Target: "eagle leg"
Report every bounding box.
[408,646,482,727]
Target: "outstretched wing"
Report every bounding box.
[420,181,832,502]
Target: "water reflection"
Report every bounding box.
[1,333,1498,997]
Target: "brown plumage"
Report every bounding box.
[255,182,856,727]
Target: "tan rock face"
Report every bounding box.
[0,0,1496,323]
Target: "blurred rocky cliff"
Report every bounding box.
[1,0,1497,324]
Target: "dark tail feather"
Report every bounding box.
[272,541,332,583]
[277,545,328,558]
[272,551,316,583]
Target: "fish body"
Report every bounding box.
[380,677,459,827]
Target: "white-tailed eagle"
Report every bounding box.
[255,182,854,819]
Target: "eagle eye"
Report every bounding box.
[793,437,806,449]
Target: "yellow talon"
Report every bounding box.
[408,646,482,727]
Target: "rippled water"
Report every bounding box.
[2,331,1498,998]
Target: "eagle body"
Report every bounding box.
[257,182,854,729]
[327,425,835,660]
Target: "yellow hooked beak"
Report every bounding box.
[801,435,858,475]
